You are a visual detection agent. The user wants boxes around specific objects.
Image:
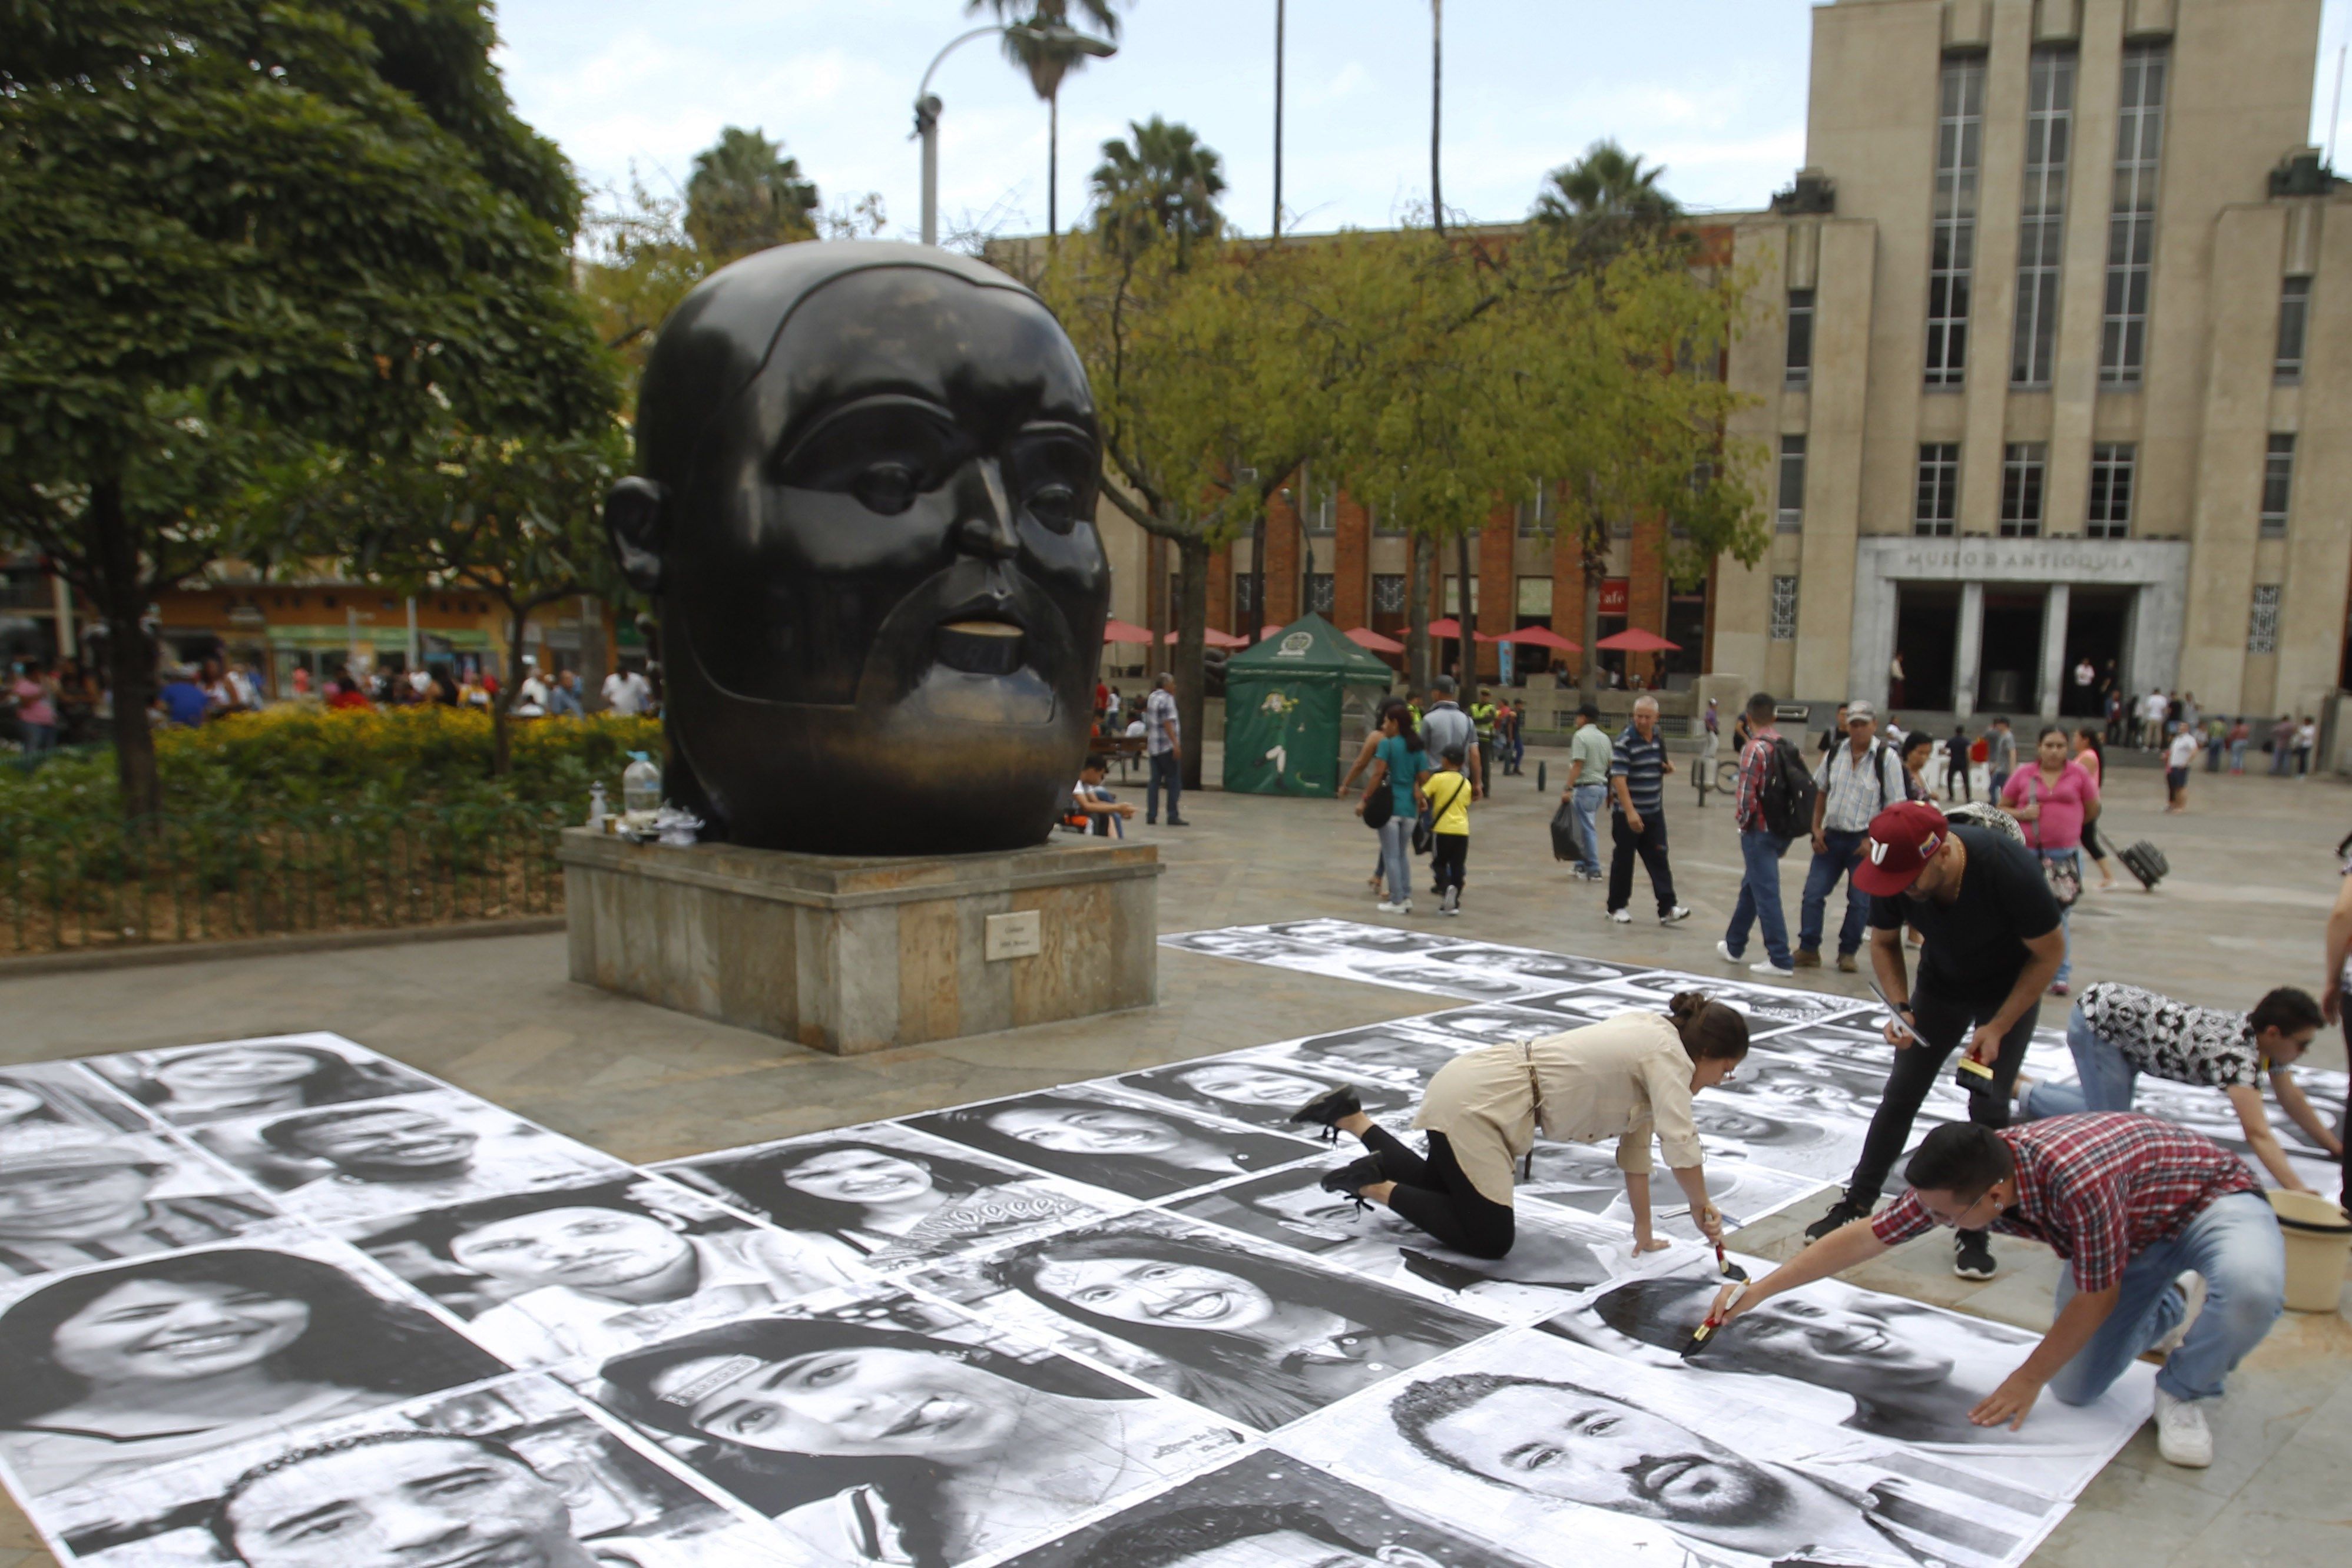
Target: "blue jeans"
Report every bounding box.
[2020,1002,2138,1119]
[1798,827,1871,957]
[1148,750,1182,821]
[2229,740,2248,772]
[1571,784,1606,876]
[1378,816,1413,904]
[1989,767,2011,799]
[2040,849,2079,986]
[2048,1190,2286,1405]
[1724,830,1794,967]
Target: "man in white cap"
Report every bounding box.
[0,1128,274,1276]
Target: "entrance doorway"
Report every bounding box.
[1977,592,2045,716]
[2060,588,2130,719]
[1893,585,1959,711]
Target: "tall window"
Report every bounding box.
[1999,443,2046,536]
[1516,480,1553,536]
[1777,436,1807,533]
[2261,434,2295,536]
[2087,443,2135,538]
[1301,474,1338,533]
[1914,443,1960,535]
[1785,290,1816,386]
[1769,576,1800,641]
[1307,573,1335,614]
[2275,276,2312,383]
[1234,572,1261,616]
[1372,574,1407,613]
[1926,55,1985,387]
[2102,42,2167,385]
[2248,585,2281,654]
[1371,502,1405,536]
[2012,49,2074,386]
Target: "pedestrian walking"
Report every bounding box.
[2295,715,2317,777]
[1560,700,1611,881]
[1293,993,1749,1259]
[2071,727,2119,891]
[2143,690,2172,750]
[1983,716,2017,798]
[1470,688,1499,785]
[1899,729,1936,801]
[1716,692,1802,976]
[2204,716,2225,773]
[1796,701,1908,974]
[1353,700,1429,914]
[1815,701,1849,760]
[1144,672,1187,826]
[1943,725,1972,801]
[2267,714,2295,776]
[1803,800,2066,1282]
[1419,677,1484,800]
[1425,747,1474,915]
[2015,983,2341,1192]
[7,661,58,754]
[1606,695,1691,928]
[1732,1115,2285,1468]
[2165,722,2197,813]
[2003,726,2101,996]
[2227,715,2250,773]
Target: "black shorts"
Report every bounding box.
[2166,767,2189,790]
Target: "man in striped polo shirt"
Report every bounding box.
[1606,694,1692,927]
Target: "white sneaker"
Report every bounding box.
[2152,1387,2214,1468]
[1715,939,1741,964]
[1750,958,1797,977]
[1376,900,1412,914]
[1440,887,1460,916]
[2150,1272,2207,1357]
[1609,909,1632,924]
[1660,906,1692,926]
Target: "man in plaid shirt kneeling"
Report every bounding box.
[1714,1114,2285,1470]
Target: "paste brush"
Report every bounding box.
[1683,1279,1748,1357]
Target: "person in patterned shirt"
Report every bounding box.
[2013,983,2341,1193]
[1715,1116,2284,1471]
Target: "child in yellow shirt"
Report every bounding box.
[1425,744,1474,915]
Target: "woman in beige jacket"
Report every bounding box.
[1291,992,1749,1261]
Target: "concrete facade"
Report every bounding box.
[1718,0,2352,724]
[559,831,1161,1054]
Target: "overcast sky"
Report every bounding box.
[493,0,2352,241]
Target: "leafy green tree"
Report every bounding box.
[1532,139,1685,271]
[968,1,1128,238]
[0,0,615,820]
[683,127,820,262]
[1091,115,1227,267]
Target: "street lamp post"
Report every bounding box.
[914,22,1115,249]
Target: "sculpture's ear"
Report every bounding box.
[605,476,668,594]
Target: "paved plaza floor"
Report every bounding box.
[2,752,2346,1568]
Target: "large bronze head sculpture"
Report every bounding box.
[605,243,1110,854]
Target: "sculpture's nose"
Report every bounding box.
[951,458,1020,562]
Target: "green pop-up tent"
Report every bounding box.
[1222,614,1399,797]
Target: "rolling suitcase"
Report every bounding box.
[2118,840,2169,890]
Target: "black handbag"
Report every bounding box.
[1361,783,1394,830]
[1549,797,1581,861]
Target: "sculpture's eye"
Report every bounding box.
[853,463,922,516]
[1026,483,1079,533]
[1007,427,1095,537]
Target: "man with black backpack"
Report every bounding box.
[1797,700,1910,973]
[1716,692,1808,976]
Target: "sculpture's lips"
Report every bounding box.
[935,618,1026,675]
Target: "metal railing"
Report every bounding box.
[1,800,571,957]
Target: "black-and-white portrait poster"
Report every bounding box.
[344,1175,872,1370]
[1475,990,1655,1033]
[1158,929,1344,966]
[653,1121,1118,1275]
[1277,1327,2067,1568]
[572,1284,1243,1568]
[191,1091,627,1224]
[0,1063,153,1141]
[1514,1141,1826,1242]
[1114,1048,1413,1132]
[0,1236,505,1502]
[87,1036,440,1129]
[993,1453,1551,1568]
[1170,1166,1650,1322]
[906,1086,1320,1202]
[1274,1023,1467,1093]
[0,1126,287,1281]
[34,1374,795,1568]
[1415,944,1649,989]
[1544,1252,2156,1501]
[1592,972,1873,1032]
[909,1212,1493,1432]
[1254,919,1453,955]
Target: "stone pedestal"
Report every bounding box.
[559,831,1160,1055]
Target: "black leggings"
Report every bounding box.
[1361,1125,1515,1259]
[2080,814,2107,863]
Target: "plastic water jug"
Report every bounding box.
[622,752,662,816]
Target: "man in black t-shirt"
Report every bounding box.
[1803,801,2064,1280]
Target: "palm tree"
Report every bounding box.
[967,1,1127,239]
[1429,0,1443,235]
[683,127,819,262]
[1090,116,1226,267]
[1531,139,1683,265]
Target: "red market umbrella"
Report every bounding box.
[1168,628,1250,648]
[1101,618,1156,644]
[1495,626,1583,653]
[1261,625,1287,641]
[1426,616,1463,639]
[1595,628,1681,652]
[1345,626,1406,654]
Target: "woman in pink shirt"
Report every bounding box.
[2004,725,2101,995]
[9,661,57,754]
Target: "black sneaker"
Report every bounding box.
[1804,1196,1870,1241]
[1953,1231,1997,1280]
[1288,1085,1363,1142]
[1318,1155,1387,1208]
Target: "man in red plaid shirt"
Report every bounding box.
[1714,1114,2285,1471]
[1714,691,1798,975]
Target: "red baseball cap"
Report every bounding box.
[1853,801,1949,897]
